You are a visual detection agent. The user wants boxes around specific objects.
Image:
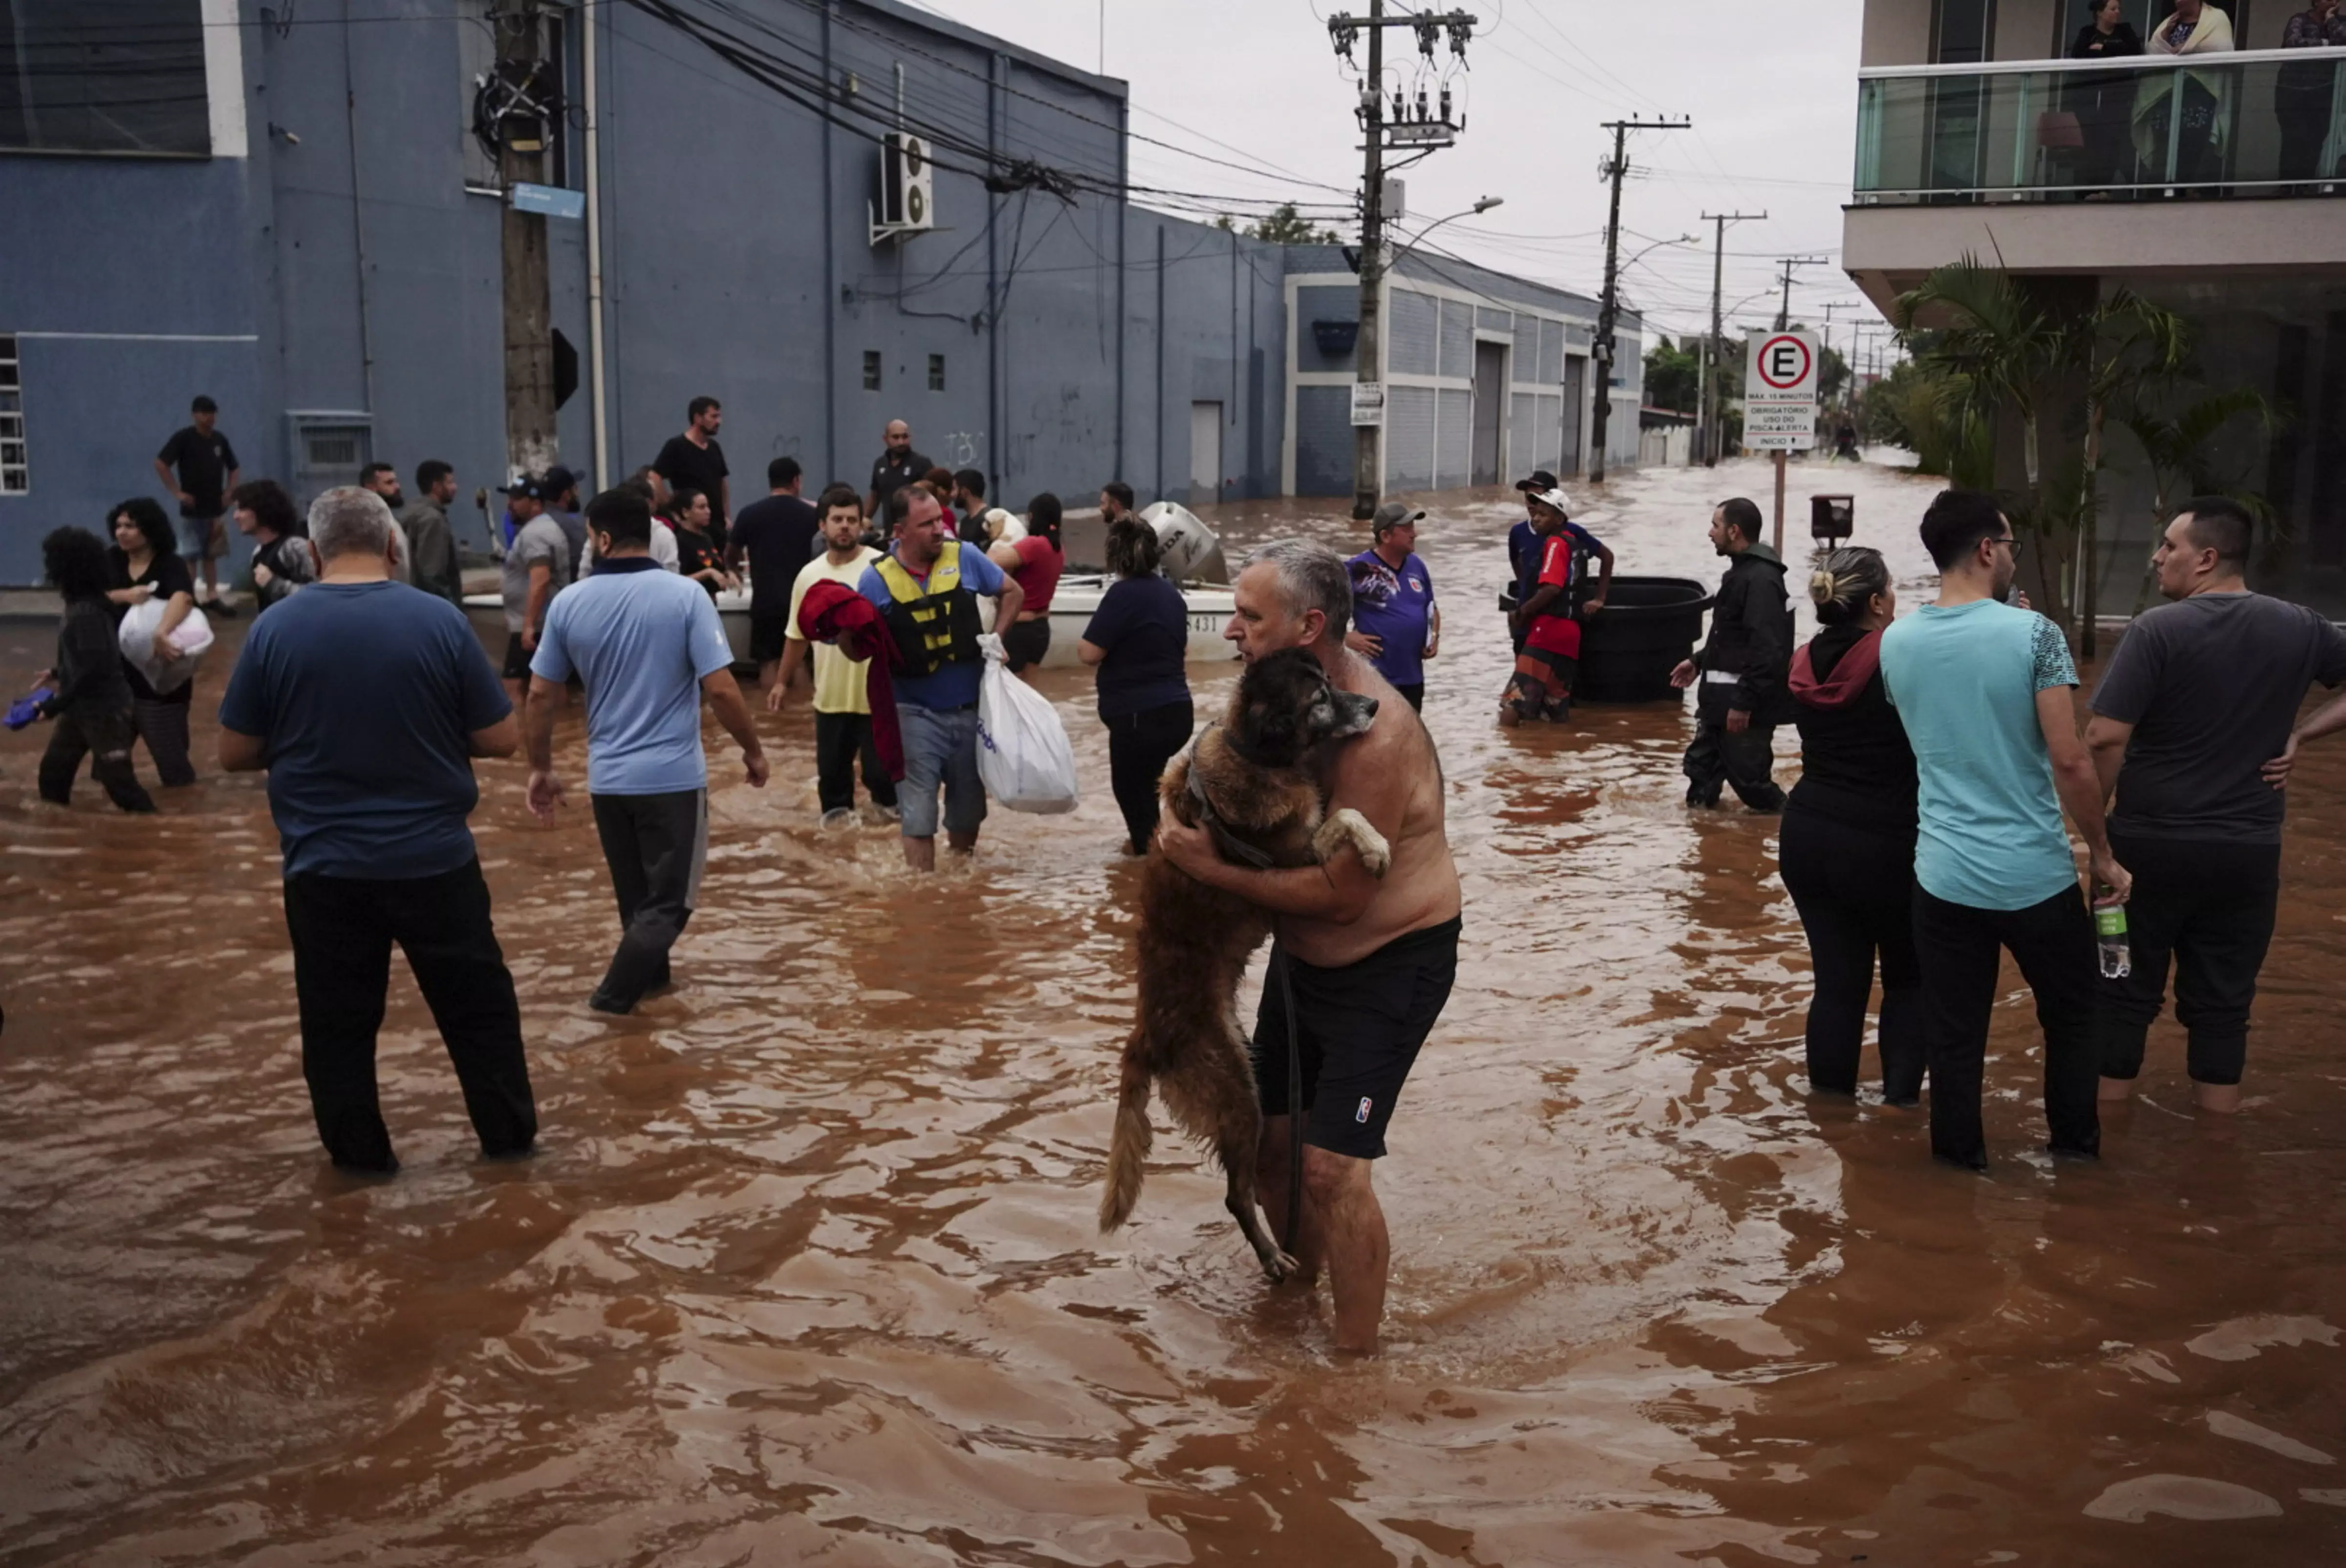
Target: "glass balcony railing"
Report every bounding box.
[1855,48,2346,202]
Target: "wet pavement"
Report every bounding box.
[3,453,2345,1564]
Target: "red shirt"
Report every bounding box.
[1525,532,1583,659]
[1010,535,1063,613]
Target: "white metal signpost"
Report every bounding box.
[1745,330,1819,550]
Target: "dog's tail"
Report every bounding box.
[1099,1053,1154,1233]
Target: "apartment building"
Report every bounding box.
[1845,0,2346,614]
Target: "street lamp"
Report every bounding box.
[1389,195,1503,263]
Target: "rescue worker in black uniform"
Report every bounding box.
[1670,496,1794,811]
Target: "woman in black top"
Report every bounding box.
[1078,517,1195,855]
[1781,547,1922,1103]
[105,497,200,787]
[668,487,737,600]
[2068,0,2145,193]
[36,526,156,812]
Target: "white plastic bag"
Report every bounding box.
[117,597,214,695]
[975,632,1079,814]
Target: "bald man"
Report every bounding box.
[865,420,933,520]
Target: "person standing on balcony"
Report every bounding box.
[2068,0,2145,194]
[2278,1,2346,185]
[2137,0,2235,188]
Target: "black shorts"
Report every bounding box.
[1250,915,1460,1159]
[1002,616,1051,672]
[502,632,534,681]
[749,606,790,664]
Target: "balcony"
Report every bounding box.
[1855,48,2346,202]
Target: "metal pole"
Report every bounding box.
[583,0,608,490]
[1590,115,1689,484]
[494,0,557,482]
[1773,448,1786,553]
[1701,210,1761,467]
[1349,0,1385,522]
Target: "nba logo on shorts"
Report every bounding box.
[1355,1096,1373,1124]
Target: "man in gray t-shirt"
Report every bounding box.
[2086,499,2346,1113]
[498,478,575,707]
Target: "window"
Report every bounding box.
[928,353,945,392]
[0,336,25,495]
[0,0,211,155]
[1930,0,1995,64]
[863,351,883,391]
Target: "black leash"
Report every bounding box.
[1181,727,1304,1256]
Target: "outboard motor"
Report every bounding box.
[1139,501,1231,585]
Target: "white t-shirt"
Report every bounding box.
[585,519,681,573]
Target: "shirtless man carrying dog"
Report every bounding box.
[1156,538,1462,1352]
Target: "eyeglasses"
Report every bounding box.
[1990,535,2023,559]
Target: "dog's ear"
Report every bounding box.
[1245,699,1302,766]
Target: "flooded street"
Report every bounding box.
[5,453,2346,1564]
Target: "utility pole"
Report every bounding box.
[1700,209,1762,467]
[492,0,558,485]
[1773,255,1828,332]
[1588,115,1689,485]
[1328,5,1478,520]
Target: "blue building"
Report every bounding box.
[0,0,1636,585]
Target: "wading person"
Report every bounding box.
[401,460,464,605]
[1503,488,1606,724]
[1155,539,1462,1354]
[1346,502,1438,711]
[1879,488,2128,1171]
[729,456,820,690]
[866,419,932,521]
[653,396,731,547]
[153,394,239,614]
[105,497,201,788]
[525,489,768,1014]
[499,477,571,713]
[990,491,1065,674]
[859,483,1022,871]
[230,479,313,612]
[1782,547,1922,1103]
[1078,515,1193,855]
[217,486,537,1175]
[2085,498,2346,1113]
[771,483,895,826]
[1505,474,1611,656]
[34,526,156,813]
[1670,497,1792,811]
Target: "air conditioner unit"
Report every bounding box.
[872,131,933,245]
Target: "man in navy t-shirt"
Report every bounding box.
[1345,501,1439,710]
[218,486,537,1176]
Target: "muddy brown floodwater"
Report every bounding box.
[4,454,2346,1565]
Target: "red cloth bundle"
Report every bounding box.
[796,579,905,781]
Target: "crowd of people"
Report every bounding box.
[24,385,2346,1353]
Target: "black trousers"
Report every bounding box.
[1105,699,1195,854]
[1913,883,2100,1169]
[282,859,537,1173]
[38,705,156,812]
[1683,709,1785,810]
[2277,74,2333,182]
[1779,808,1923,1100]
[1002,617,1051,673]
[131,692,196,787]
[813,710,898,814]
[1391,681,1425,712]
[589,788,707,1011]
[2098,833,2281,1088]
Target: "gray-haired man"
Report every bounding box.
[1154,538,1463,1355]
[218,487,538,1175]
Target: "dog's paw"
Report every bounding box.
[1354,830,1391,878]
[1260,1246,1302,1284]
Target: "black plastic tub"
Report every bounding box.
[1577,575,1714,703]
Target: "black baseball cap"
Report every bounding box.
[500,475,551,501]
[542,465,579,498]
[1514,469,1559,493]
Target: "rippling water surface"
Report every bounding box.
[4,455,2345,1564]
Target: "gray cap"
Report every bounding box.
[1370,501,1426,534]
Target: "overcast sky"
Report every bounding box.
[914,0,1884,363]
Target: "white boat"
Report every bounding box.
[463,575,1237,671]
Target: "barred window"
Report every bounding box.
[0,337,25,495]
[0,0,211,157]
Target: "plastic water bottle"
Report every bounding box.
[2095,895,2130,980]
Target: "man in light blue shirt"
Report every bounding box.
[858,483,1023,871]
[1878,488,2130,1171]
[523,488,769,1014]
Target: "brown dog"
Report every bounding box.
[1099,649,1390,1280]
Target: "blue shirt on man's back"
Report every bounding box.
[856,541,1009,710]
[1879,597,2080,911]
[218,580,511,880]
[529,557,735,795]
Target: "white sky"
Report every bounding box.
[912,0,1887,364]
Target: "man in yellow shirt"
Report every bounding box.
[768,484,897,826]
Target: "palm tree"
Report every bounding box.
[2115,384,2281,616]
[1894,257,2184,643]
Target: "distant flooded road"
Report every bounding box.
[5,455,2345,1563]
